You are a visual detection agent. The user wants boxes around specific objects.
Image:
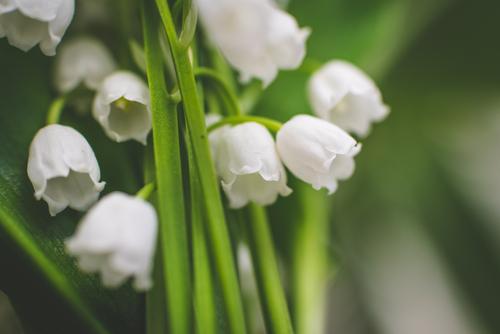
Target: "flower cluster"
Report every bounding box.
[9,0,388,292]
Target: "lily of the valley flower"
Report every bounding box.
[308,60,389,137]
[66,192,157,291]
[210,122,291,208]
[93,71,151,144]
[197,0,310,86]
[276,115,361,194]
[0,0,75,56]
[27,124,105,216]
[54,36,116,93]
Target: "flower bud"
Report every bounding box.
[197,0,310,86]
[92,71,151,144]
[308,60,389,137]
[276,115,360,193]
[27,124,105,216]
[0,0,75,56]
[210,122,291,208]
[54,37,116,93]
[66,192,158,291]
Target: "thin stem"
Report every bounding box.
[246,204,294,334]
[188,137,217,334]
[293,184,330,334]
[144,146,168,334]
[208,115,283,133]
[46,95,66,125]
[136,182,155,200]
[195,67,242,116]
[142,2,191,334]
[155,1,247,333]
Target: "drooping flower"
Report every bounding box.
[54,36,116,94]
[0,0,75,56]
[66,192,158,291]
[276,115,361,194]
[210,122,291,208]
[197,0,310,86]
[308,60,389,137]
[92,71,151,144]
[27,124,105,216]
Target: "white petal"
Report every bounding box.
[54,36,116,93]
[92,71,151,144]
[0,10,47,51]
[308,60,389,137]
[277,115,359,193]
[66,192,157,291]
[211,122,291,207]
[40,0,74,56]
[27,124,105,215]
[14,0,62,21]
[0,0,74,55]
[197,0,309,86]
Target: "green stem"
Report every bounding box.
[142,3,191,334]
[143,146,168,334]
[189,140,217,334]
[246,204,294,334]
[293,184,330,334]
[195,67,242,116]
[136,182,155,200]
[46,95,66,125]
[154,1,247,333]
[208,115,282,133]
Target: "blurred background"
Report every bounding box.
[1,0,499,333]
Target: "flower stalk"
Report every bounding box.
[154,0,247,332]
[245,204,294,334]
[142,2,191,333]
[208,115,283,133]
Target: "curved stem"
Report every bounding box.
[195,67,242,116]
[136,182,155,200]
[142,3,191,334]
[46,95,66,125]
[155,1,247,333]
[208,115,283,133]
[245,204,294,334]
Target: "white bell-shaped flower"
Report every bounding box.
[27,124,105,216]
[54,37,116,93]
[276,115,361,194]
[308,60,389,137]
[92,71,151,145]
[0,0,75,56]
[210,122,292,208]
[66,192,158,291]
[197,0,310,86]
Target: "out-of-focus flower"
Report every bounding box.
[54,37,116,93]
[308,60,389,137]
[197,0,310,86]
[0,0,75,56]
[210,122,291,208]
[27,124,105,216]
[66,192,157,291]
[276,115,360,193]
[92,71,151,144]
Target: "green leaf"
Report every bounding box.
[0,41,144,333]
